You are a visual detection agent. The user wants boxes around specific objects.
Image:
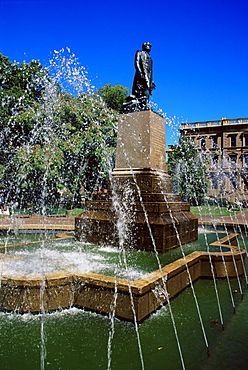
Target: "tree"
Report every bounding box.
[0,53,48,149]
[167,137,208,205]
[0,53,51,205]
[56,93,117,203]
[97,84,129,112]
[0,53,118,208]
[7,92,117,207]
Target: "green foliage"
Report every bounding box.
[0,53,48,148]
[67,208,84,216]
[97,84,129,112]
[13,143,64,205]
[9,92,117,206]
[190,205,244,217]
[0,53,118,207]
[168,137,209,205]
[57,93,117,194]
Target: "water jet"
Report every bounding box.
[0,231,246,323]
[75,110,198,252]
[0,46,247,369]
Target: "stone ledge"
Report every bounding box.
[0,233,245,322]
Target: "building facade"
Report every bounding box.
[178,117,248,203]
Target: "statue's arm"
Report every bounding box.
[135,51,145,79]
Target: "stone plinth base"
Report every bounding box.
[75,110,198,252]
[115,111,166,171]
[75,209,198,253]
[75,168,198,253]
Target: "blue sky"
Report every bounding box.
[1,0,248,145]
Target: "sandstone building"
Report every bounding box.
[174,117,248,204]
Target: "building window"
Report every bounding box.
[245,155,248,167]
[200,137,206,149]
[230,136,236,147]
[212,137,218,148]
[245,136,248,147]
[212,155,218,165]
[211,177,218,189]
[230,175,238,191]
[230,155,237,167]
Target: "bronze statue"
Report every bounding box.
[122,42,156,113]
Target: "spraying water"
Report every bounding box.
[0,48,247,370]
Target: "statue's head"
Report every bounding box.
[142,42,152,52]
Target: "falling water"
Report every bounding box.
[0,49,247,370]
[111,140,187,369]
[160,117,247,356]
[110,182,145,370]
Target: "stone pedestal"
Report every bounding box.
[115,110,166,171]
[75,110,198,253]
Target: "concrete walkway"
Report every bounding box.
[0,210,247,232]
[0,214,75,231]
[198,210,248,230]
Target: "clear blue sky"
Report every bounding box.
[1,0,248,145]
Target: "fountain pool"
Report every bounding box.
[0,230,245,278]
[0,263,247,369]
[0,47,247,369]
[0,229,247,369]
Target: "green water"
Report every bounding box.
[0,277,247,370]
[0,231,239,279]
[0,231,247,369]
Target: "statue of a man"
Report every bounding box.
[132,42,156,103]
[122,42,156,112]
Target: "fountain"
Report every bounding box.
[0,230,247,369]
[75,109,198,252]
[0,46,247,369]
[0,231,245,322]
[75,42,198,252]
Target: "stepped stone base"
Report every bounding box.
[75,111,198,252]
[75,169,198,253]
[75,209,198,253]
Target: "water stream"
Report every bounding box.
[0,49,247,370]
[0,231,234,278]
[0,273,247,370]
